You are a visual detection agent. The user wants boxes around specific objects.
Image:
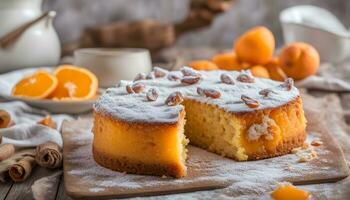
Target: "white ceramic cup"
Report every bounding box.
[74,48,152,87]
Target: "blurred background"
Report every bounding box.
[44,0,350,48]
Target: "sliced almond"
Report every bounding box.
[146,88,159,101]
[203,88,221,99]
[259,88,272,97]
[241,95,259,108]
[165,92,183,106]
[220,73,235,85]
[126,85,134,94]
[133,73,146,82]
[280,78,294,91]
[197,87,204,96]
[146,72,155,80]
[153,67,168,78]
[167,73,181,81]
[132,82,145,93]
[237,71,255,83]
[180,66,199,77]
[181,75,201,85]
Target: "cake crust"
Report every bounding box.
[93,146,186,178]
[246,130,306,160]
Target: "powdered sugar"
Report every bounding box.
[94,70,299,124]
[62,119,344,199]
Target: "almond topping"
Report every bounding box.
[259,88,273,97]
[126,85,134,94]
[131,82,145,93]
[167,73,181,81]
[181,75,201,84]
[180,66,199,76]
[146,72,155,80]
[165,92,183,106]
[153,67,168,78]
[203,88,221,99]
[133,73,146,82]
[197,87,204,96]
[241,95,259,108]
[146,88,159,101]
[280,78,294,91]
[220,73,235,85]
[237,71,255,83]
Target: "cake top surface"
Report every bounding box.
[94,67,300,124]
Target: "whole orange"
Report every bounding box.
[279,42,320,80]
[188,60,219,71]
[234,26,275,65]
[250,65,270,78]
[264,57,287,81]
[212,52,241,70]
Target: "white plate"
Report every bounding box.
[0,67,99,114]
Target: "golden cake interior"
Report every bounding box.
[183,96,306,161]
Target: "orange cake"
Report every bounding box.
[92,67,307,178]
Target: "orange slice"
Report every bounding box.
[49,65,98,100]
[12,71,58,99]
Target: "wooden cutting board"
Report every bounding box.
[62,118,349,199]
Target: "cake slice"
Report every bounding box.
[92,110,188,178]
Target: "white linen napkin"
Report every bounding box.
[295,62,350,91]
[0,101,72,148]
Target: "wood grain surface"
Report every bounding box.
[62,118,349,199]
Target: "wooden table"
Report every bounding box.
[0,168,71,200]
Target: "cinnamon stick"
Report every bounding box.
[0,109,11,128]
[9,155,36,182]
[37,115,57,129]
[0,144,15,161]
[35,142,62,169]
[0,149,35,182]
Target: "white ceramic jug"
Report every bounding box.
[0,0,61,73]
[280,5,350,63]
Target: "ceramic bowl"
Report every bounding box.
[280,5,350,63]
[74,48,152,87]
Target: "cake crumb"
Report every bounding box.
[292,145,318,163]
[311,140,323,147]
[161,175,168,179]
[247,115,278,141]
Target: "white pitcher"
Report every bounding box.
[0,0,61,73]
[280,5,350,63]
